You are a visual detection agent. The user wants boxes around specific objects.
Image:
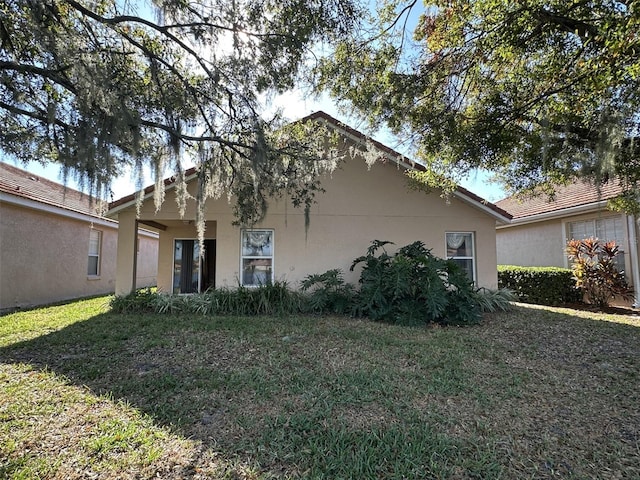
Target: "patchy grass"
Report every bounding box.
[1,297,639,479]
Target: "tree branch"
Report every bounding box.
[533,8,599,40]
[0,61,77,94]
[0,100,70,129]
[62,0,219,82]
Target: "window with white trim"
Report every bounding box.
[568,217,625,246]
[88,229,101,276]
[241,229,274,286]
[568,216,626,272]
[446,232,475,281]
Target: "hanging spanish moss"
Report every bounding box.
[0,0,363,244]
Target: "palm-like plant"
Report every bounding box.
[566,238,634,307]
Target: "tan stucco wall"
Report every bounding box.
[0,201,158,311]
[136,233,160,288]
[496,220,566,267]
[126,153,500,291]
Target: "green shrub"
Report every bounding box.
[111,282,306,316]
[498,266,581,306]
[191,281,307,316]
[351,240,481,326]
[112,247,515,326]
[474,287,517,312]
[241,281,307,316]
[300,269,357,315]
[153,292,192,314]
[109,288,158,313]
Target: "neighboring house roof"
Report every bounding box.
[496,180,624,225]
[108,111,512,223]
[0,161,106,219]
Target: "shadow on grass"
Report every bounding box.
[2,310,482,477]
[1,303,640,478]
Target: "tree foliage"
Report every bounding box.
[317,0,640,198]
[0,0,360,234]
[300,269,358,315]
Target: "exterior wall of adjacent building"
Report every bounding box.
[0,198,158,311]
[496,219,566,267]
[136,232,159,287]
[496,209,640,306]
[497,210,632,270]
[124,153,501,293]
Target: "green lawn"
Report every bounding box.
[1,297,639,479]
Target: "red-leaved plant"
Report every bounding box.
[566,238,634,308]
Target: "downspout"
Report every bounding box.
[626,215,640,308]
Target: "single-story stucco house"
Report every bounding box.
[0,162,159,312]
[495,180,640,302]
[106,111,512,297]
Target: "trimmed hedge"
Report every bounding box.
[498,265,582,306]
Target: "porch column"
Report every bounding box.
[627,215,640,308]
[115,210,138,296]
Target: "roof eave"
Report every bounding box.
[451,190,512,224]
[305,112,418,170]
[107,111,511,222]
[307,112,512,222]
[496,200,612,228]
[106,168,199,218]
[1,191,118,227]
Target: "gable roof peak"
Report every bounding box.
[107,111,511,222]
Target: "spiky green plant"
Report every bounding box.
[474,288,516,313]
[566,238,634,307]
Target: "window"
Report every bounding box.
[241,229,273,286]
[88,229,101,276]
[568,217,625,246]
[446,232,475,281]
[568,216,626,271]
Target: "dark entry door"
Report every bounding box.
[173,239,216,293]
[201,239,216,292]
